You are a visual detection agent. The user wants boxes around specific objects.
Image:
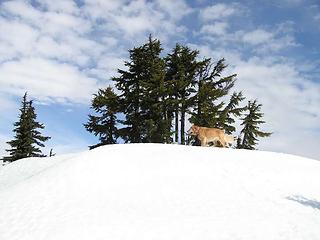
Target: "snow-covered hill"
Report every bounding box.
[0,144,319,240]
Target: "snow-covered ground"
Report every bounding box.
[0,144,319,240]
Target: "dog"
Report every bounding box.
[187,125,229,147]
[214,134,237,148]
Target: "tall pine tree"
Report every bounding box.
[113,46,145,143]
[2,93,50,162]
[165,44,199,144]
[139,36,169,143]
[113,36,170,143]
[237,100,272,149]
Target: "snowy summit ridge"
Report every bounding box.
[0,144,319,240]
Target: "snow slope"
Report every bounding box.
[0,144,319,240]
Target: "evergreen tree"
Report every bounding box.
[2,93,50,162]
[114,35,170,143]
[218,91,247,134]
[237,100,272,149]
[165,44,199,144]
[190,58,236,128]
[113,44,147,143]
[139,36,170,143]
[84,87,119,149]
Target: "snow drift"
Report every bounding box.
[0,144,319,240]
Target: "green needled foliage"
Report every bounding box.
[84,87,119,149]
[165,44,199,144]
[189,58,237,128]
[2,93,50,162]
[113,35,169,143]
[237,100,272,150]
[218,91,247,134]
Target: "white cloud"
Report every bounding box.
[0,2,96,66]
[36,0,80,14]
[0,0,188,107]
[0,0,193,105]
[199,22,298,54]
[241,26,298,52]
[0,58,98,104]
[200,3,236,22]
[242,29,274,45]
[82,0,191,41]
[0,18,39,61]
[155,0,192,20]
[200,22,228,36]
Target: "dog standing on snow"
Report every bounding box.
[187,125,236,147]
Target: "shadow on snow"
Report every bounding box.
[286,195,320,210]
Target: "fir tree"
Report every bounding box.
[113,45,146,143]
[139,36,169,143]
[237,100,272,150]
[165,44,199,144]
[84,87,119,149]
[190,58,236,128]
[218,91,247,134]
[2,93,50,162]
[114,35,170,143]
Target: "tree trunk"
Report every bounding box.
[174,95,179,143]
[175,110,179,143]
[180,105,185,145]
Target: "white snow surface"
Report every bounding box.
[0,144,319,240]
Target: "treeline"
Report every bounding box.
[85,36,271,149]
[1,36,271,163]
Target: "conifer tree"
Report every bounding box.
[190,58,236,128]
[237,100,272,149]
[84,87,119,149]
[113,45,144,143]
[165,44,199,144]
[218,91,247,134]
[2,93,50,162]
[139,36,169,143]
[114,35,170,143]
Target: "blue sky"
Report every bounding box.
[0,0,319,159]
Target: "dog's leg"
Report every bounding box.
[201,137,207,147]
[220,139,227,148]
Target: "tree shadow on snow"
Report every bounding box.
[286,195,320,210]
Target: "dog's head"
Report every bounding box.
[187,125,200,136]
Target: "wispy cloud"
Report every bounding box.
[200,22,229,36]
[199,3,237,21]
[0,58,99,104]
[0,0,193,105]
